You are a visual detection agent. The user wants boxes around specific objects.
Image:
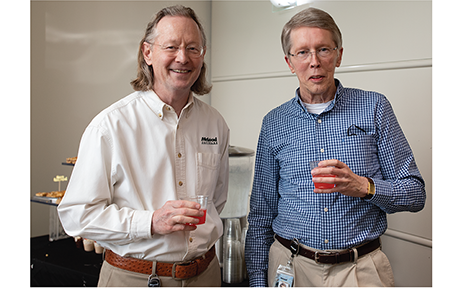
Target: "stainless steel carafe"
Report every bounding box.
[217,145,255,283]
[220,146,255,219]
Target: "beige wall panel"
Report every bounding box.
[313,0,432,66]
[211,1,431,80]
[211,76,299,150]
[211,1,293,79]
[381,234,432,286]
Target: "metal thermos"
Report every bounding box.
[217,145,255,283]
[220,146,255,219]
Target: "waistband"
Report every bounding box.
[105,246,215,280]
[275,235,381,265]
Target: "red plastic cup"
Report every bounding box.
[181,195,208,225]
[310,161,336,189]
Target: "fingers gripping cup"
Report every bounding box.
[182,195,208,225]
[310,161,336,189]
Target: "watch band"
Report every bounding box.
[363,177,375,200]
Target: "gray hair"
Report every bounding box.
[131,5,211,95]
[281,7,342,56]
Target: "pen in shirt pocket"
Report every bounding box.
[347,124,366,136]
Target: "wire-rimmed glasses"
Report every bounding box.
[149,42,204,59]
[288,47,338,61]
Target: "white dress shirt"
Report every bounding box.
[58,90,229,262]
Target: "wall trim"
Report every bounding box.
[211,58,432,83]
[335,58,432,74]
[384,228,432,248]
[212,70,294,83]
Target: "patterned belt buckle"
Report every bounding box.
[314,251,321,264]
[314,250,333,264]
[172,260,197,280]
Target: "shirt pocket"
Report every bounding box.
[342,134,378,175]
[195,153,221,197]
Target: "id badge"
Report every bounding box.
[272,263,294,287]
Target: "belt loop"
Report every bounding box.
[152,260,157,275]
[289,238,300,257]
[148,260,161,287]
[351,247,358,264]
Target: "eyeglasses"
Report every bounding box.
[150,43,204,59]
[347,124,366,136]
[288,47,338,61]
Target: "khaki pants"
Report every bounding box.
[268,239,395,287]
[97,255,221,287]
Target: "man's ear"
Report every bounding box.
[285,55,296,74]
[335,47,344,68]
[142,42,153,65]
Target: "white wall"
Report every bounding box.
[210,1,432,286]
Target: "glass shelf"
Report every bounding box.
[31,196,60,206]
[31,161,71,240]
[31,198,69,241]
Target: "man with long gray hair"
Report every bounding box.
[58,5,229,287]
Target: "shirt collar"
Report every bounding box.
[143,90,195,120]
[295,78,343,114]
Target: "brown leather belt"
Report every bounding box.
[105,246,215,280]
[275,235,381,265]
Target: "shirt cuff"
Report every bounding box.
[131,210,154,240]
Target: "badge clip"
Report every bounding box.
[148,274,161,287]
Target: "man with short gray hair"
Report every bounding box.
[245,7,425,287]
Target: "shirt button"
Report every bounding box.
[189,237,193,242]
[318,119,322,124]
[324,207,328,212]
[158,113,162,118]
[178,153,182,158]
[324,239,329,244]
[178,181,183,186]
[320,148,325,153]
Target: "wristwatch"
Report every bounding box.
[363,177,375,200]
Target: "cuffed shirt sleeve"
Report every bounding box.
[370,96,426,213]
[58,125,153,244]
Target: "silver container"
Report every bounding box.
[222,218,243,284]
[217,146,254,282]
[219,146,255,219]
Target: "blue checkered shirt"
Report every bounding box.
[245,79,425,287]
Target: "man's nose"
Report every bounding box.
[309,52,321,67]
[175,48,189,63]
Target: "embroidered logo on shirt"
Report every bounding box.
[201,137,218,145]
